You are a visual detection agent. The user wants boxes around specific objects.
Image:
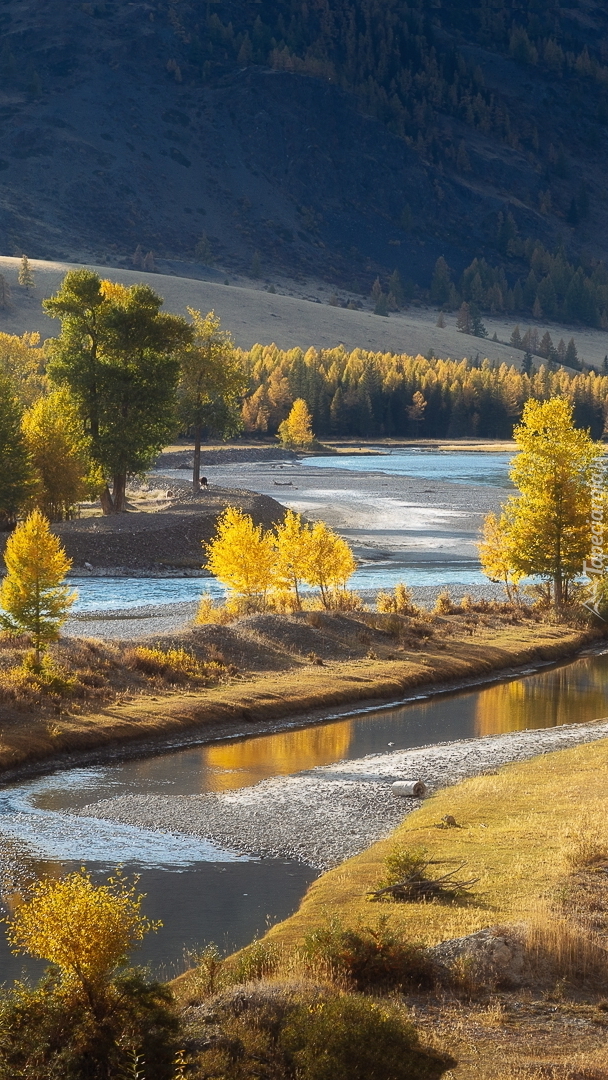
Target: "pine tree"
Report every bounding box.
[18,255,34,291]
[510,325,522,349]
[456,302,472,334]
[0,509,76,666]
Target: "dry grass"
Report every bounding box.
[197,738,608,1078]
[0,614,598,779]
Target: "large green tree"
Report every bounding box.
[0,372,33,529]
[178,309,246,490]
[44,271,192,512]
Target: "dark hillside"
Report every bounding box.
[2,1,608,320]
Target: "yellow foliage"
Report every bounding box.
[304,520,357,606]
[204,506,276,602]
[478,511,524,601]
[278,397,315,448]
[479,397,604,608]
[376,583,418,615]
[0,510,76,665]
[6,869,159,994]
[22,388,93,520]
[0,331,46,405]
[275,509,314,609]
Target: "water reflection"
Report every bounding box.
[203,721,353,790]
[475,655,608,735]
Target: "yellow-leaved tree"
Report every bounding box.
[304,520,357,606]
[478,511,524,602]
[204,506,276,607]
[479,397,604,608]
[0,510,76,667]
[22,388,100,521]
[274,509,313,609]
[6,869,158,1009]
[278,398,315,449]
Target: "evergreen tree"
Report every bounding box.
[18,255,34,291]
[430,257,452,306]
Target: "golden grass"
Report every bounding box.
[260,738,608,951]
[0,621,596,777]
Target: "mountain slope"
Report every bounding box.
[1,0,608,306]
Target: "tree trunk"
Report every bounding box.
[554,572,563,610]
[100,485,114,515]
[193,423,201,491]
[112,472,127,513]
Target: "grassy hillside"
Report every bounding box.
[4,256,608,372]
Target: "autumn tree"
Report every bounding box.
[179,309,246,490]
[18,254,34,291]
[7,870,157,1006]
[278,397,315,449]
[1,869,175,1079]
[22,388,98,521]
[0,373,33,529]
[304,520,357,606]
[0,509,76,666]
[478,511,524,602]
[44,270,192,512]
[275,509,312,609]
[0,331,46,405]
[480,397,603,609]
[204,506,276,607]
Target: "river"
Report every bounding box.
[1,646,607,984]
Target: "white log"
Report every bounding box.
[392,780,427,797]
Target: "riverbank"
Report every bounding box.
[172,737,608,1080]
[0,616,601,784]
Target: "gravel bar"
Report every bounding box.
[78,718,608,869]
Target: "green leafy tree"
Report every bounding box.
[178,309,246,489]
[0,372,33,528]
[44,271,192,513]
[0,509,76,666]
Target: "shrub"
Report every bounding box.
[433,588,453,615]
[381,846,429,887]
[125,647,225,684]
[0,971,178,1080]
[377,583,419,615]
[279,993,455,1080]
[300,918,434,991]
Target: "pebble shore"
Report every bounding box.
[79,716,608,870]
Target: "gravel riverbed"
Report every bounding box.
[78,717,608,870]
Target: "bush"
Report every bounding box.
[381,846,429,887]
[433,588,453,615]
[376,583,419,616]
[125,647,225,684]
[300,918,434,991]
[0,970,178,1080]
[279,993,455,1080]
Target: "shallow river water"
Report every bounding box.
[1,647,607,983]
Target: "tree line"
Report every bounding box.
[239,344,608,441]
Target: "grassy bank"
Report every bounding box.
[0,616,601,779]
[193,737,608,1079]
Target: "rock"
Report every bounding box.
[429,927,526,988]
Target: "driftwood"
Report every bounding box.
[368,861,479,902]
